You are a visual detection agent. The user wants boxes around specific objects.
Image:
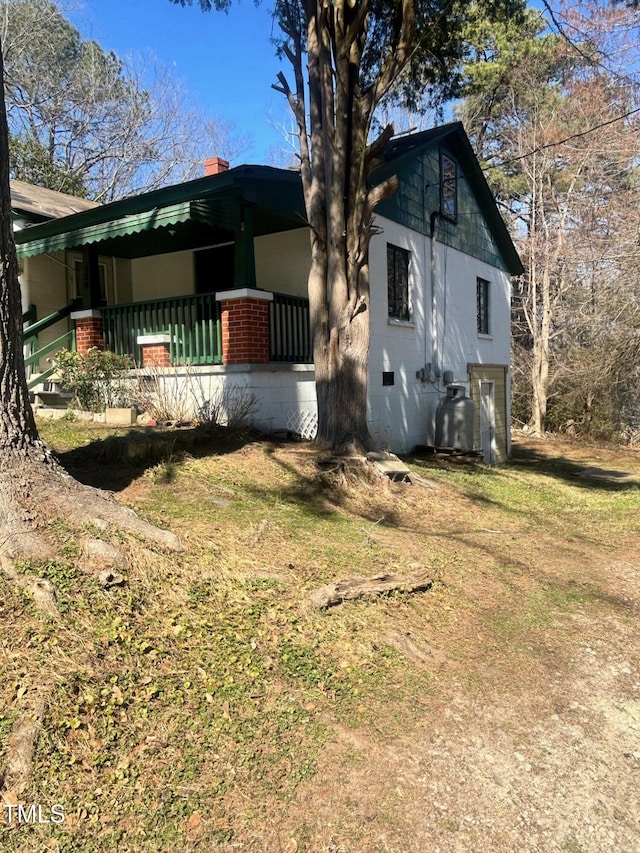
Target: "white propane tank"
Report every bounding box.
[435,385,475,451]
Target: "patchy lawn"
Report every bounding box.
[1,423,639,852]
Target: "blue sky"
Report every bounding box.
[67,0,292,165]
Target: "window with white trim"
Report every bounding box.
[387,244,410,321]
[477,277,490,334]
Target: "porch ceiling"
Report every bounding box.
[15,166,307,260]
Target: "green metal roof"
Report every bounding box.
[15,132,522,275]
[15,165,307,259]
[18,201,199,257]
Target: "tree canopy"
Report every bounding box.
[1,0,241,200]
[460,0,640,439]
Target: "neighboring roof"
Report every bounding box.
[11,179,98,222]
[15,166,306,258]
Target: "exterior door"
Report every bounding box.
[480,380,496,464]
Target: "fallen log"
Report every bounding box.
[309,570,433,610]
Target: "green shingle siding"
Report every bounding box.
[376,149,509,273]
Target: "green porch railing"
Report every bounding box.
[99,290,311,367]
[269,292,312,362]
[100,292,222,366]
[22,303,74,347]
[26,330,76,390]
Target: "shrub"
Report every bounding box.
[131,364,260,427]
[197,381,260,428]
[53,348,133,412]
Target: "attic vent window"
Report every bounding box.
[440,152,457,220]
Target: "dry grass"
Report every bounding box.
[1,424,639,851]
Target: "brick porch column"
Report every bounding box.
[216,288,274,365]
[137,334,172,368]
[71,309,104,355]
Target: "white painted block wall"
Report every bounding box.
[366,215,511,452]
[143,364,317,437]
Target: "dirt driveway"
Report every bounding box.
[271,439,640,853]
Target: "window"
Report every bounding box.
[440,152,457,220]
[73,258,107,302]
[477,277,490,334]
[194,243,234,293]
[387,244,410,321]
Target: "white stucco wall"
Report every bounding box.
[131,251,194,302]
[254,229,310,297]
[366,214,511,453]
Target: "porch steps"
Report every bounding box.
[28,375,74,410]
[34,390,75,409]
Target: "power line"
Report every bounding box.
[484,104,640,170]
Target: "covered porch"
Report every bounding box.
[17,164,314,377]
[100,287,311,367]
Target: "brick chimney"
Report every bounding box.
[204,156,230,176]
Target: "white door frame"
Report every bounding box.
[479,380,496,464]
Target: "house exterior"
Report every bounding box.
[14,124,523,461]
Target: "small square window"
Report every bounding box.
[477,277,489,334]
[440,152,457,220]
[387,244,410,321]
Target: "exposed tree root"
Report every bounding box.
[0,688,51,797]
[0,449,184,796]
[308,570,433,609]
[0,451,182,561]
[0,450,182,616]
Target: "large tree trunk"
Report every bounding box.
[312,256,371,452]
[300,4,400,453]
[274,1,412,453]
[0,42,181,565]
[530,337,549,436]
[530,273,552,436]
[0,39,62,559]
[0,42,181,798]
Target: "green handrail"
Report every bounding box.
[23,304,74,345]
[27,364,57,390]
[26,328,76,389]
[24,330,75,368]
